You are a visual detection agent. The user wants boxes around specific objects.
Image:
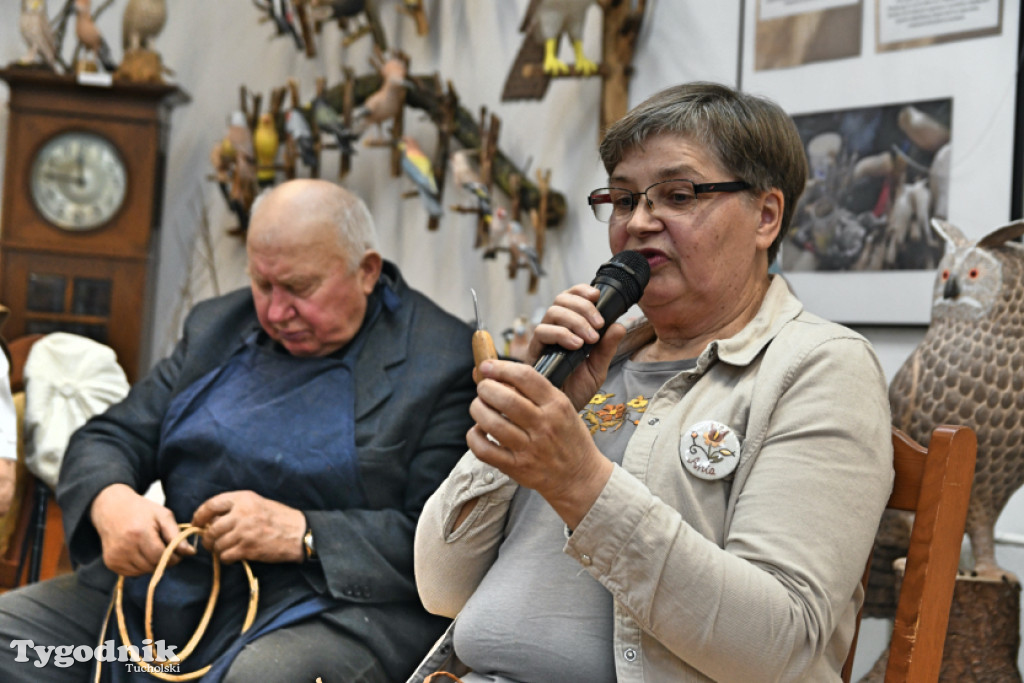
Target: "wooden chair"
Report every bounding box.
[842,424,977,683]
[0,334,71,592]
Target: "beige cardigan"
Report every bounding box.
[411,276,894,682]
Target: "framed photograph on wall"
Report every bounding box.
[782,98,951,273]
[740,0,1020,325]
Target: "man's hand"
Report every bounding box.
[90,483,195,576]
[191,491,307,564]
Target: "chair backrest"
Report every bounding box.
[0,334,73,592]
[841,424,977,683]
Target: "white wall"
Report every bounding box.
[1,0,1021,675]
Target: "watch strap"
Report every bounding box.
[303,527,317,561]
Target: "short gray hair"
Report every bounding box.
[249,180,379,272]
[599,82,807,264]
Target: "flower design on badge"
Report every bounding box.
[702,427,729,450]
[680,420,741,480]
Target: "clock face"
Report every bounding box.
[28,131,128,231]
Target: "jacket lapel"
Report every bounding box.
[352,276,409,421]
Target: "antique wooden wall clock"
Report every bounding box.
[0,68,187,381]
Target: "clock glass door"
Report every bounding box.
[0,250,146,380]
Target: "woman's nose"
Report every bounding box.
[625,197,662,235]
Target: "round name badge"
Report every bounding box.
[680,420,741,480]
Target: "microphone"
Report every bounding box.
[533,250,651,388]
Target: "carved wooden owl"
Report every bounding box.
[889,217,1024,578]
[20,0,58,70]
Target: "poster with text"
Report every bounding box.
[877,0,1003,52]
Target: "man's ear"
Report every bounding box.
[755,188,784,250]
[358,250,384,295]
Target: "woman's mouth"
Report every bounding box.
[636,249,669,268]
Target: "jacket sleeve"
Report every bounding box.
[565,336,894,681]
[57,290,254,576]
[56,316,192,570]
[413,450,520,617]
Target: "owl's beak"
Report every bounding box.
[943,276,960,300]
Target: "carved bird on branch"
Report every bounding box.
[74,0,117,72]
[502,0,599,101]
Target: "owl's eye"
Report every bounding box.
[968,268,980,280]
[941,269,951,281]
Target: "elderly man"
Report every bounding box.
[0,179,476,682]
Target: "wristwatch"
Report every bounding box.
[303,527,317,561]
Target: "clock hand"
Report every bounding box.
[76,151,86,187]
[43,171,86,184]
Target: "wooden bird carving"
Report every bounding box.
[450,149,492,216]
[351,55,409,142]
[74,0,118,72]
[312,94,360,156]
[398,136,443,219]
[889,217,1024,579]
[502,0,598,101]
[253,112,280,187]
[122,0,167,52]
[255,0,304,51]
[284,107,318,171]
[308,0,386,50]
[20,0,59,70]
[210,111,257,231]
[308,0,364,22]
[483,207,546,279]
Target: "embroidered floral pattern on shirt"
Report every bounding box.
[580,391,650,434]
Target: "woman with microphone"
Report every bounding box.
[410,82,893,682]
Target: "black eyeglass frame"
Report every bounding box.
[587,179,752,222]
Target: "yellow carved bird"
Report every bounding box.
[253,112,280,187]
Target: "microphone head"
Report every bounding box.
[592,250,651,305]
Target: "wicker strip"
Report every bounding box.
[112,524,260,681]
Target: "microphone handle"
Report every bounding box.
[533,283,632,389]
[533,341,596,389]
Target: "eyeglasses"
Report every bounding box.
[587,179,751,223]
